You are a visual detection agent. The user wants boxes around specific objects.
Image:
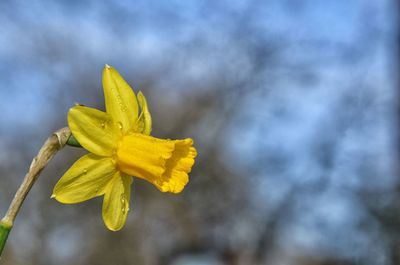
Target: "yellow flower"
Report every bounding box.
[52,65,197,231]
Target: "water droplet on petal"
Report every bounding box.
[120,194,127,213]
[101,122,106,128]
[83,169,88,174]
[117,122,123,130]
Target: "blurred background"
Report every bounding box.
[0,0,399,264]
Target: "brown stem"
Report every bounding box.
[1,127,71,226]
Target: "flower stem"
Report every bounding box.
[0,127,72,258]
[0,221,11,256]
[66,134,82,147]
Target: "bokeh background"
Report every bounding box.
[0,0,399,264]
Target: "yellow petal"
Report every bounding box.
[137,91,152,135]
[68,105,118,156]
[116,133,197,193]
[102,65,139,134]
[53,154,116,204]
[102,172,132,231]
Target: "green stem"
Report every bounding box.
[0,221,12,257]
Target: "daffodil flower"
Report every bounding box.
[52,65,197,231]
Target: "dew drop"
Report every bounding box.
[120,194,126,213]
[117,122,123,130]
[83,169,88,174]
[101,122,106,128]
